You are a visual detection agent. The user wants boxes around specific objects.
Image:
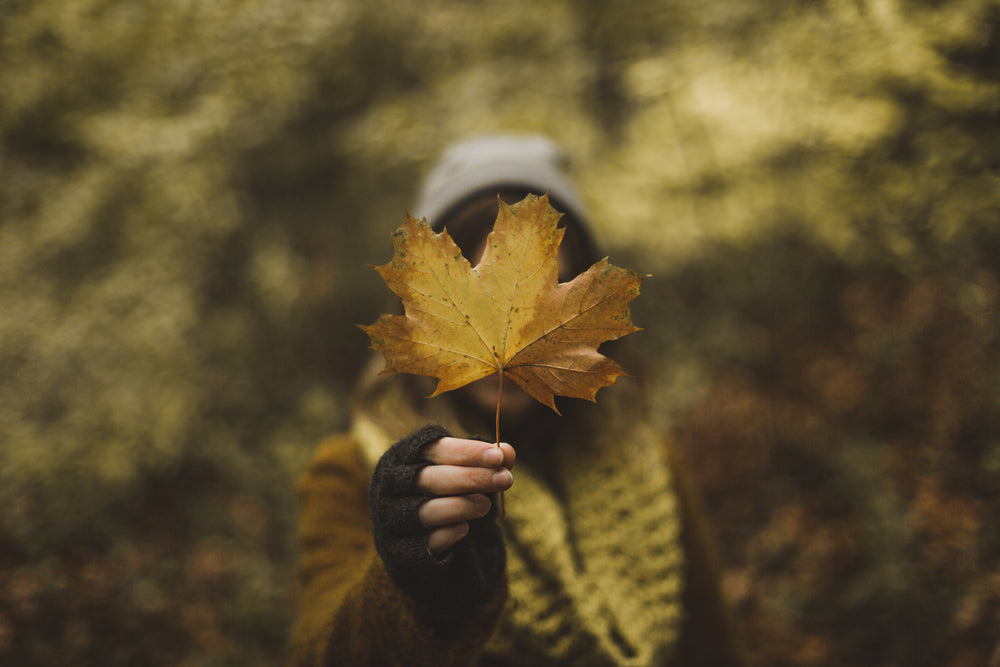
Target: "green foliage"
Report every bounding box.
[1,0,997,664]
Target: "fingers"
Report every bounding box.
[415,437,515,554]
[416,463,513,497]
[417,437,515,496]
[421,495,493,554]
[427,523,469,554]
[424,437,516,469]
[419,494,492,528]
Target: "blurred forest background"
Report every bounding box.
[1,0,998,665]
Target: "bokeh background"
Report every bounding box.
[2,0,998,665]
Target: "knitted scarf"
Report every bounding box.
[352,375,684,666]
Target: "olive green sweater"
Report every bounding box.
[288,379,742,666]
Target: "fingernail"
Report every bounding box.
[492,469,513,489]
[454,522,469,535]
[482,448,503,466]
[474,495,491,514]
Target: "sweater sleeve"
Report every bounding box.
[287,433,507,667]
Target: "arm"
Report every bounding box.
[288,428,512,666]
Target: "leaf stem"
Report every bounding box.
[496,371,506,518]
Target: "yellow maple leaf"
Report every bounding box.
[360,193,647,415]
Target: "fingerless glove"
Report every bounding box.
[369,425,507,622]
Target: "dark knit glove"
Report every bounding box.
[370,425,507,620]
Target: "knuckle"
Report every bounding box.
[417,497,440,527]
[463,467,488,491]
[422,495,486,528]
[422,441,440,462]
[426,437,457,463]
[428,524,466,554]
[460,439,487,463]
[427,528,449,554]
[415,466,435,493]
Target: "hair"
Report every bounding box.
[433,187,599,281]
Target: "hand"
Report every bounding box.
[417,437,515,554]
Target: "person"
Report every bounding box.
[288,134,743,666]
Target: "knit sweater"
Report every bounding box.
[288,375,742,666]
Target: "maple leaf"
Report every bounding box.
[359,193,647,415]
